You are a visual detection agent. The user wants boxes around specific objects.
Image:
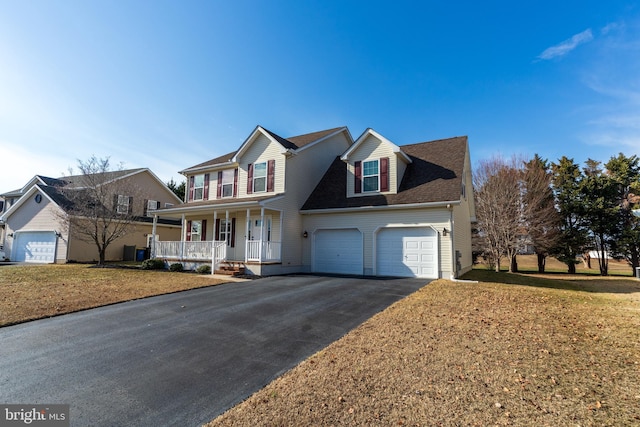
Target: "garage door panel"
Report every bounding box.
[377,228,438,278]
[14,232,56,263]
[314,229,363,275]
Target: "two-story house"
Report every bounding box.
[0,169,183,263]
[153,125,475,279]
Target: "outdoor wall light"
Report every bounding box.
[442,228,448,236]
[303,231,308,238]
[7,233,13,238]
[55,231,62,237]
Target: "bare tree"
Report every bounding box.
[474,156,523,272]
[522,155,561,273]
[56,156,148,265]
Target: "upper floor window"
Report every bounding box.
[355,157,389,194]
[363,160,379,192]
[193,175,205,200]
[217,169,238,198]
[253,162,267,193]
[116,195,131,214]
[188,173,210,202]
[247,160,275,194]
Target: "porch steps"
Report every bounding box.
[215,262,246,277]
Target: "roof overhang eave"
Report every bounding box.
[300,200,461,215]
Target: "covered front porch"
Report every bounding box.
[150,203,283,273]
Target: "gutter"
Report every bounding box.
[300,200,461,215]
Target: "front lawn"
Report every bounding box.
[207,271,640,426]
[0,264,226,326]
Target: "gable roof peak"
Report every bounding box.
[341,128,412,163]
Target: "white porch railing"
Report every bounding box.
[153,240,281,264]
[246,240,281,262]
[154,241,222,261]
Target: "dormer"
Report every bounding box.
[340,129,412,198]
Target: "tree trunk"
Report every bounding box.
[537,253,546,273]
[99,248,106,265]
[630,247,639,276]
[509,254,518,273]
[567,262,576,274]
[495,257,501,273]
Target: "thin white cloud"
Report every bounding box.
[537,29,594,60]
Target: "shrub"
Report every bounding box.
[195,264,211,274]
[169,263,184,272]
[141,258,165,270]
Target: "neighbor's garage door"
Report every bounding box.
[376,227,438,278]
[314,228,363,275]
[13,231,57,263]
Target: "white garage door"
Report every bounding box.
[377,227,438,278]
[314,228,363,275]
[13,231,57,263]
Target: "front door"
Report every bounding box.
[249,216,272,241]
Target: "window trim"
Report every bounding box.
[253,161,267,193]
[193,174,205,201]
[220,169,235,198]
[362,159,380,193]
[116,195,131,215]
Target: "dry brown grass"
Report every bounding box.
[0,263,226,326]
[207,271,640,426]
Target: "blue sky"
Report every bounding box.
[1,1,639,191]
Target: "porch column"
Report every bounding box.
[225,210,229,245]
[151,214,158,258]
[245,209,250,262]
[259,207,265,262]
[212,210,218,271]
[181,214,186,260]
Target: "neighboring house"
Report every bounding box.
[154,125,476,279]
[0,169,183,263]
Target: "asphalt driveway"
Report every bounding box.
[0,275,428,426]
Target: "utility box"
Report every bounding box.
[123,245,136,262]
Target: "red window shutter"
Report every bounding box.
[203,173,210,200]
[267,160,275,192]
[217,171,223,199]
[215,218,220,241]
[247,164,254,194]
[143,199,148,216]
[188,176,195,201]
[380,157,389,192]
[354,161,362,193]
[233,168,238,197]
[202,219,207,241]
[128,197,133,214]
[186,220,192,241]
[230,218,236,247]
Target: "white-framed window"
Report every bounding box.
[147,200,159,212]
[117,195,130,214]
[191,220,202,242]
[253,162,267,193]
[221,169,235,198]
[362,160,379,192]
[193,174,205,200]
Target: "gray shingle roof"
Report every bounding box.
[181,127,346,172]
[301,136,468,210]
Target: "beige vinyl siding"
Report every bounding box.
[452,150,475,276]
[5,194,68,263]
[130,171,183,214]
[346,134,404,197]
[237,134,286,198]
[265,131,352,272]
[302,207,453,277]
